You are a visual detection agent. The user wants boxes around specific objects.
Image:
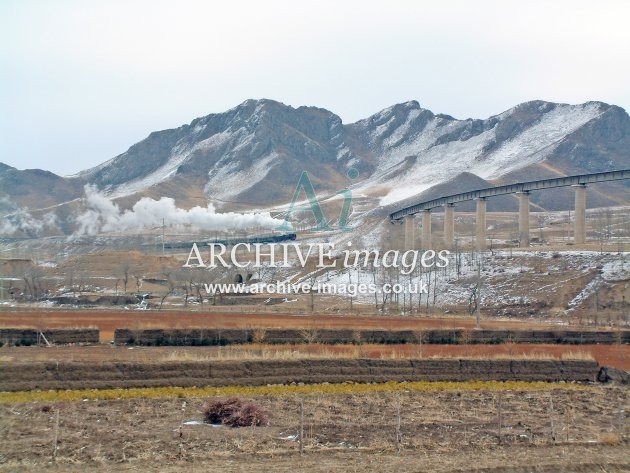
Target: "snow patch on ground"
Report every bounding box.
[601,260,630,282]
[567,276,600,309]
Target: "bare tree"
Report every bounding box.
[299,327,318,343]
[174,269,191,307]
[65,267,75,297]
[23,267,44,301]
[468,285,478,319]
[190,268,207,308]
[134,274,142,293]
[159,268,176,310]
[120,262,130,293]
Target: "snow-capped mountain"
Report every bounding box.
[79,99,351,206]
[79,98,630,208]
[1,98,629,236]
[351,101,611,204]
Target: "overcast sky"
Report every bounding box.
[1,0,629,176]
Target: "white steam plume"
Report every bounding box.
[0,197,59,236]
[76,185,283,235]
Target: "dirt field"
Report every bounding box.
[0,256,628,471]
[0,309,616,342]
[0,358,602,392]
[1,343,628,370]
[0,385,627,472]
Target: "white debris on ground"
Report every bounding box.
[601,260,630,282]
[567,277,601,310]
[182,420,223,427]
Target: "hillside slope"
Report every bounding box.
[1,99,629,236]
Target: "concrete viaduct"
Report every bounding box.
[390,169,630,250]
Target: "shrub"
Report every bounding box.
[252,328,267,344]
[599,432,620,446]
[224,403,270,427]
[203,397,270,427]
[204,397,243,424]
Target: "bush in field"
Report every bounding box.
[204,397,242,424]
[224,403,270,427]
[203,397,270,427]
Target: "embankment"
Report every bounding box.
[114,328,630,346]
[0,329,99,346]
[0,358,600,391]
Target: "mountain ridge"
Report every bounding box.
[1,98,629,236]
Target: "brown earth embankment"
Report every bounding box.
[0,328,99,346]
[114,328,630,346]
[0,358,600,391]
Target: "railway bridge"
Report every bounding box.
[389,169,630,250]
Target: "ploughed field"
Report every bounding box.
[0,385,628,472]
[0,309,619,342]
[0,309,627,471]
[1,343,628,370]
[0,310,627,377]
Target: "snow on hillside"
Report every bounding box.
[369,124,494,205]
[109,130,236,198]
[474,102,604,179]
[382,109,423,148]
[204,151,279,200]
[370,103,604,206]
[292,249,626,314]
[601,260,630,282]
[71,99,614,222]
[375,117,457,172]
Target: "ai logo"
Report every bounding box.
[277,170,356,232]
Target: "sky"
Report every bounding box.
[1,0,629,176]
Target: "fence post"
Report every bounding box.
[497,393,502,444]
[549,394,556,443]
[52,408,60,462]
[396,395,401,454]
[299,399,304,456]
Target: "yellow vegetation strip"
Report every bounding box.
[0,380,592,404]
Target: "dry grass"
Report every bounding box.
[154,344,596,362]
[4,343,621,369]
[158,345,363,362]
[447,350,596,361]
[0,380,592,404]
[599,432,622,446]
[0,384,626,472]
[1,309,611,343]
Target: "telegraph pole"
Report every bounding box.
[162,218,165,256]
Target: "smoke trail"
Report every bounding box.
[0,197,59,236]
[75,185,283,235]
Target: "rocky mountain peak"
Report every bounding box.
[1,98,628,237]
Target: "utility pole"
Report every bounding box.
[161,218,165,256]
